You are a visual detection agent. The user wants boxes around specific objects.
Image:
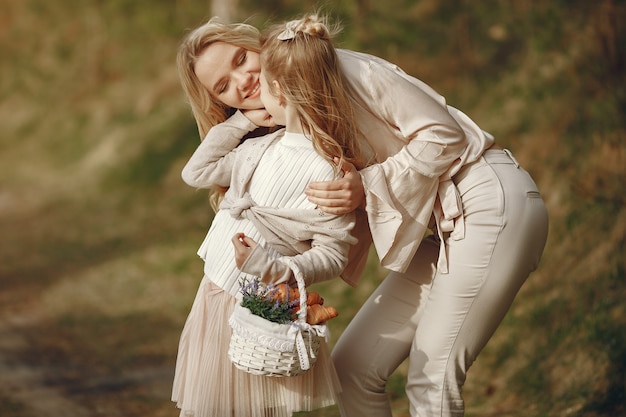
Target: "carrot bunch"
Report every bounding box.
[268,283,338,325]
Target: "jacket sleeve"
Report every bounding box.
[239,211,357,287]
[181,111,257,189]
[342,51,468,272]
[238,244,293,285]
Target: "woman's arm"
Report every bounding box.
[310,50,469,272]
[308,50,467,215]
[305,159,364,214]
[181,111,258,189]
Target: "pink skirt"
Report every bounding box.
[172,276,341,417]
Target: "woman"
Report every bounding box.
[176,14,549,417]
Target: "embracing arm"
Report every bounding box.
[358,65,466,185]
[305,159,365,214]
[309,50,470,272]
[307,52,468,215]
[181,111,258,189]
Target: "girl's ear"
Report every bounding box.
[272,80,286,106]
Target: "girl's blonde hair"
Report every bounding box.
[177,17,261,138]
[261,14,367,172]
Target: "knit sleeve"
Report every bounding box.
[287,210,357,285]
[238,210,357,287]
[181,111,257,189]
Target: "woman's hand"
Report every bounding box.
[231,233,258,269]
[305,159,365,215]
[242,109,277,128]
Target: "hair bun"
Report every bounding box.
[300,15,330,39]
[274,14,338,41]
[300,15,328,39]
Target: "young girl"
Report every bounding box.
[172,16,367,417]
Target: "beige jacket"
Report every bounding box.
[337,49,494,273]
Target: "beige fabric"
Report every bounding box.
[239,243,292,284]
[337,49,494,273]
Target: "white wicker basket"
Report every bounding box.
[228,260,328,377]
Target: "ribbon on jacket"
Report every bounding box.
[432,178,465,274]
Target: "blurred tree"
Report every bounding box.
[212,0,237,22]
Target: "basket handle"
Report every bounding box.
[284,258,308,325]
[284,258,320,370]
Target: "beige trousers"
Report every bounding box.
[332,149,549,416]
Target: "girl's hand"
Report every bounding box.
[231,233,258,269]
[305,159,365,215]
[242,109,277,128]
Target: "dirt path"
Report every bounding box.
[0,312,93,417]
[0,306,175,417]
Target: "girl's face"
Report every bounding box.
[259,69,285,126]
[194,42,262,110]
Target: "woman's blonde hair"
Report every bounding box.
[177,17,261,138]
[261,14,367,172]
[177,18,261,210]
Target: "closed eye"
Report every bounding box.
[213,48,246,96]
[237,50,247,66]
[217,81,228,95]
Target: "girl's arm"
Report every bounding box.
[181,111,258,189]
[232,209,357,287]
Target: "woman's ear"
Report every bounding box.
[272,80,286,106]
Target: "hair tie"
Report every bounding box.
[277,19,302,41]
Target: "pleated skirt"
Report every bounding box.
[172,276,341,417]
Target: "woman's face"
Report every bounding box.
[194,42,262,110]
